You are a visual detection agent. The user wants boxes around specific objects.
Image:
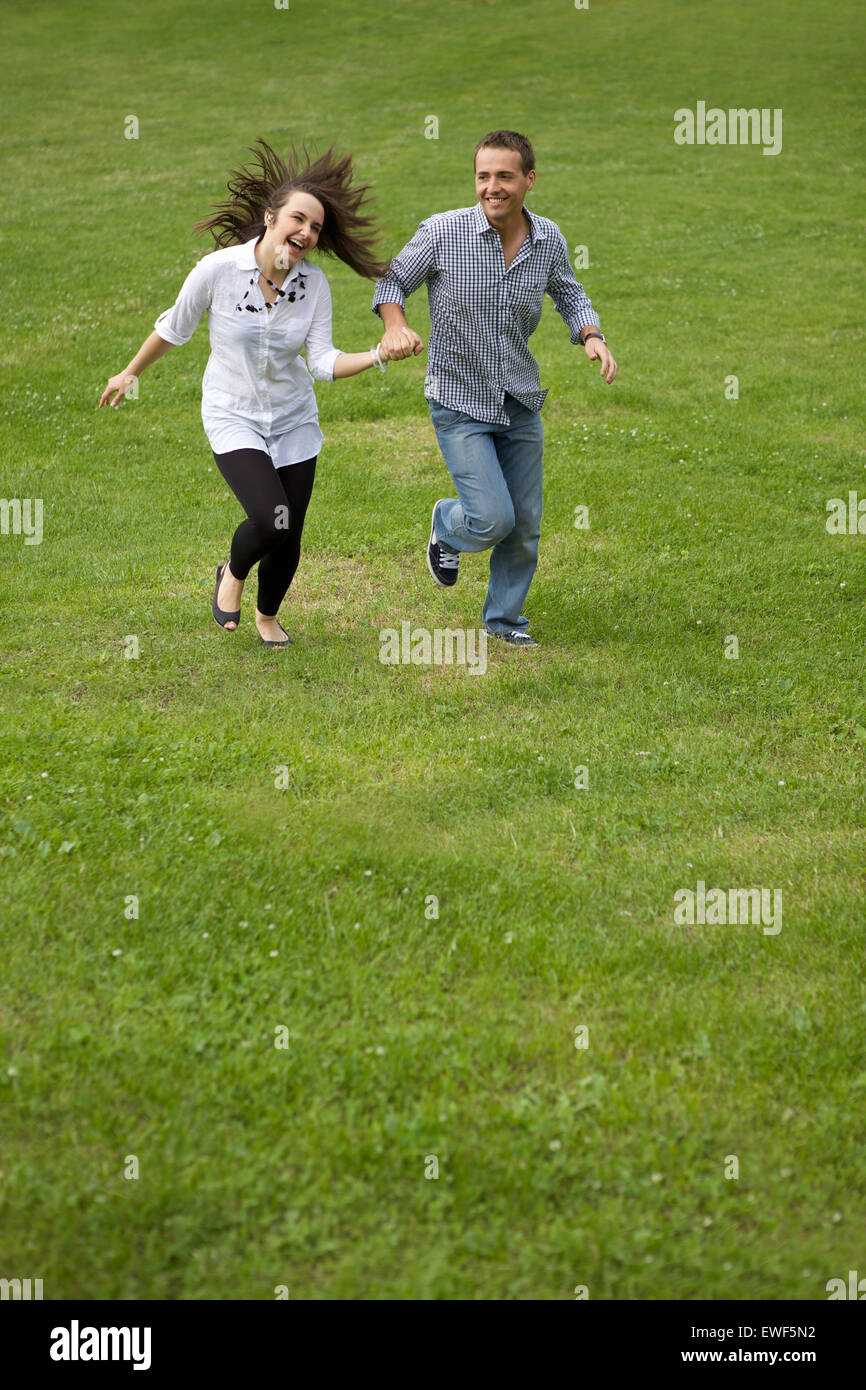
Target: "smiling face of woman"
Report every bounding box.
[264,189,325,269]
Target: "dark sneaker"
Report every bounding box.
[427,503,460,587]
[485,627,539,647]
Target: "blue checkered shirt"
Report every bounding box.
[372,201,600,425]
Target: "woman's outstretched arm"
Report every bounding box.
[332,344,392,378]
[98,331,175,408]
[99,255,211,408]
[305,274,411,382]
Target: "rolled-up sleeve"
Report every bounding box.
[154,256,213,345]
[303,274,342,381]
[546,230,599,344]
[371,221,436,316]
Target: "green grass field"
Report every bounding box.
[1,0,864,1300]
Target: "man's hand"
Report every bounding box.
[380,325,425,360]
[584,337,617,383]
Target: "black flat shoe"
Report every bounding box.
[212,562,240,630]
[259,623,292,649]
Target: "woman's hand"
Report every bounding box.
[333,338,420,379]
[99,372,138,408]
[380,326,424,360]
[98,333,175,406]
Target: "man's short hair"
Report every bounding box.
[474,130,535,175]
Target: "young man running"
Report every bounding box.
[373,129,617,646]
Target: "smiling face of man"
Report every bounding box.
[474,145,536,228]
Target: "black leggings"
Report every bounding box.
[212,448,317,616]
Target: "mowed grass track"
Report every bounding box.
[1,0,864,1299]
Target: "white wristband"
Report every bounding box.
[370,343,387,372]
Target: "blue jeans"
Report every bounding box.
[428,394,544,633]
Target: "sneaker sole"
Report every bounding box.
[484,628,538,647]
[427,502,450,587]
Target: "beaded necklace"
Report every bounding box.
[235,267,307,314]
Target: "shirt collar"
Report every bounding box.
[471,201,547,242]
[236,235,305,282]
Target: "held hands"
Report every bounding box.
[584,337,617,384]
[379,326,425,362]
[98,372,138,408]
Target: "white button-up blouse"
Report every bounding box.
[154,236,343,469]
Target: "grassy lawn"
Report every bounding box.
[1,0,864,1299]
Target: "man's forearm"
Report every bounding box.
[377,302,410,331]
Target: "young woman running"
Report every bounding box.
[99,140,396,647]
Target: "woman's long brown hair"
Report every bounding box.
[193,138,390,279]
